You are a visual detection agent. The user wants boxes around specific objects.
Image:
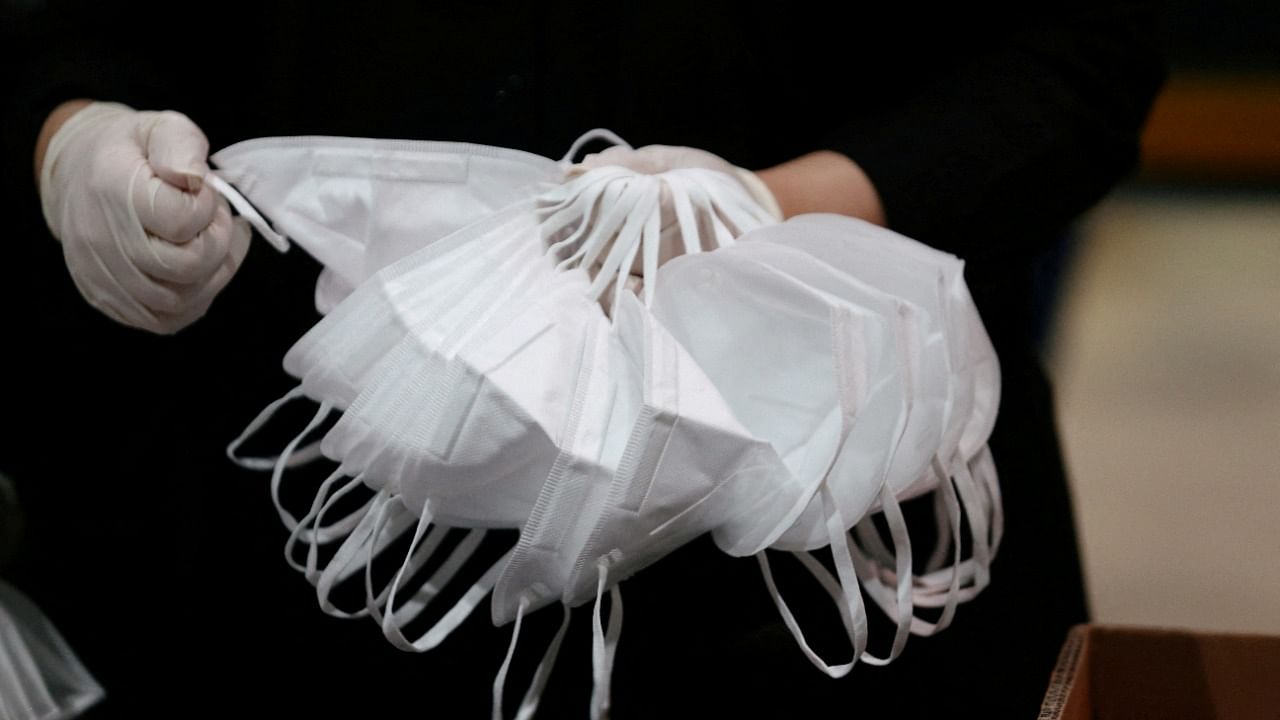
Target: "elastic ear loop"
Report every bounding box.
[757,482,867,679]
[557,177,646,274]
[300,470,377,581]
[280,469,373,575]
[372,501,497,652]
[539,174,618,266]
[227,387,324,471]
[312,492,415,619]
[849,463,987,606]
[678,174,737,249]
[590,554,624,720]
[539,166,630,230]
[663,175,705,256]
[677,168,776,236]
[560,128,633,164]
[638,184,663,309]
[586,180,660,303]
[268,400,334,533]
[547,180,627,270]
[492,598,573,720]
[207,172,290,252]
[924,469,956,574]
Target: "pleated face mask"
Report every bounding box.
[0,580,104,720]
[780,215,999,461]
[210,136,564,312]
[749,215,1002,645]
[226,144,793,720]
[653,247,908,553]
[561,292,804,607]
[724,238,945,505]
[773,217,1002,534]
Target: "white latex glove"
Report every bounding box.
[40,102,250,334]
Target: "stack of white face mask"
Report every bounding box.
[214,132,1001,719]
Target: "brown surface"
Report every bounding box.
[1140,74,1280,180]
[1040,625,1280,720]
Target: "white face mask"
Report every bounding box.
[652,242,922,672]
[780,215,999,461]
[754,214,1001,637]
[226,145,800,720]
[0,579,105,720]
[725,239,945,502]
[210,136,564,312]
[653,247,907,551]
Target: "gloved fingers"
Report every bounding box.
[129,201,233,285]
[141,110,210,193]
[152,216,251,332]
[67,203,194,318]
[131,169,220,244]
[63,238,171,333]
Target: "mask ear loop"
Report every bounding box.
[300,470,375,581]
[757,481,868,679]
[492,598,573,720]
[663,174,705,256]
[280,469,372,574]
[370,499,490,651]
[638,184,663,309]
[559,128,633,165]
[268,400,334,533]
[381,540,507,653]
[924,472,956,574]
[586,179,659,304]
[312,491,415,619]
[677,167,776,236]
[589,553,624,720]
[227,387,324,471]
[539,166,630,225]
[207,173,289,252]
[681,177,736,249]
[556,176,644,274]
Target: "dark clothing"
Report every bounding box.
[0,1,1164,717]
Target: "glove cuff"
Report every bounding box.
[39,101,135,241]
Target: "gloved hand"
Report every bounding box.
[39,102,250,334]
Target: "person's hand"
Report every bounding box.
[38,102,250,334]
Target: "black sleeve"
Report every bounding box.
[823,1,1167,261]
